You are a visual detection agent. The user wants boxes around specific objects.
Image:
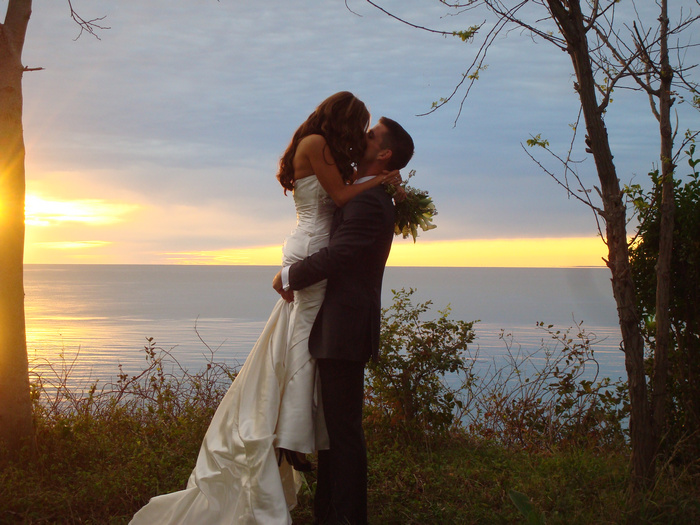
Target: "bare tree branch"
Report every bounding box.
[361,0,471,37]
[67,0,109,40]
[521,143,606,234]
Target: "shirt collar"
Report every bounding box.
[354,175,378,185]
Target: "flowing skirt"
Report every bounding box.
[130,282,328,525]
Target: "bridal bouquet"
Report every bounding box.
[387,170,437,243]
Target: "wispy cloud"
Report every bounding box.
[33,241,111,250]
[25,193,139,226]
[163,246,284,266]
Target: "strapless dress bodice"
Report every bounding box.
[282,176,336,266]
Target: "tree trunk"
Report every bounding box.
[0,0,34,459]
[546,0,655,488]
[652,0,674,449]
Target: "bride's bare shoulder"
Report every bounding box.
[294,135,328,180]
[297,134,327,152]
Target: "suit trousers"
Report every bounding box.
[314,358,367,525]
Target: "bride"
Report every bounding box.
[129,92,400,524]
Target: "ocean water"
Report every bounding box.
[24,265,626,388]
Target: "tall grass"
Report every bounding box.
[2,338,237,524]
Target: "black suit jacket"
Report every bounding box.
[288,185,395,362]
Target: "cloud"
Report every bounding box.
[25,194,139,227]
[32,241,111,250]
[17,0,700,265]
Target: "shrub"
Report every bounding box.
[627,141,700,460]
[365,288,477,441]
[467,322,629,450]
[365,288,628,450]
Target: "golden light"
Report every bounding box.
[25,194,139,226]
[32,241,111,250]
[164,246,284,265]
[387,237,607,267]
[163,236,607,268]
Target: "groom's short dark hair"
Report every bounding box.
[379,117,414,171]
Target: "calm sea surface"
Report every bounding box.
[24,265,626,388]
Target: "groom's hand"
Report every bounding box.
[273,270,294,303]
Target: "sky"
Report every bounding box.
[13,0,700,267]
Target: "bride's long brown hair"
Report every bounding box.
[277,92,370,192]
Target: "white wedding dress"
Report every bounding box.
[130,175,334,524]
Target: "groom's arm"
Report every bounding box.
[277,191,387,292]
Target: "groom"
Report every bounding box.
[273,116,414,524]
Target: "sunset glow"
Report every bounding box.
[164,246,285,266]
[386,237,607,267]
[25,194,138,226]
[158,237,607,268]
[22,186,608,269]
[32,241,111,250]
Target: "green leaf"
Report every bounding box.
[526,134,549,148]
[452,25,480,42]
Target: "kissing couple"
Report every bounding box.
[130,91,415,525]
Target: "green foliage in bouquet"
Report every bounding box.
[389,170,437,242]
